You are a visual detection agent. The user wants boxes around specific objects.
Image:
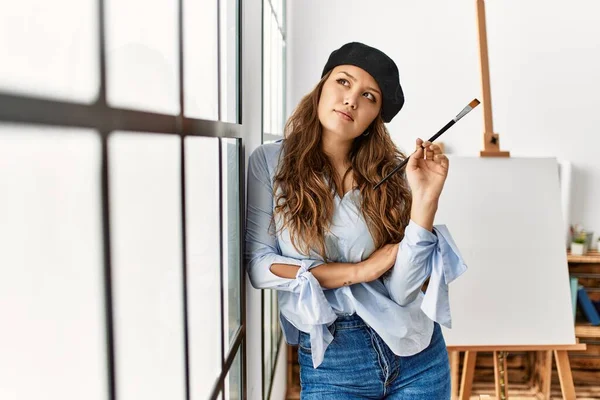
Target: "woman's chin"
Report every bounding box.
[322,129,357,141]
[321,122,359,139]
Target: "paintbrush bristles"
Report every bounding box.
[455,99,480,122]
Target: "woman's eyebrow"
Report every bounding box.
[339,71,381,95]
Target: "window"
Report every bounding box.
[184,0,218,120]
[0,0,99,102]
[105,0,180,114]
[263,0,286,143]
[0,0,244,399]
[185,136,222,399]
[262,0,286,398]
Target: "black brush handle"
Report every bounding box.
[373,119,456,190]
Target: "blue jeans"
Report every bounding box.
[298,314,450,399]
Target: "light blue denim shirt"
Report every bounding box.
[245,140,467,368]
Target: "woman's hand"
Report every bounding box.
[406,138,449,203]
[355,243,400,283]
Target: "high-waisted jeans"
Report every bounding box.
[298,314,450,399]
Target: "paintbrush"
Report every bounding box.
[373,99,481,190]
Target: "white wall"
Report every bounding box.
[287,0,600,235]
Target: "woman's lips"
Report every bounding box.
[335,110,354,121]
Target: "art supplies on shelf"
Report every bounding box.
[569,224,594,254]
[570,276,579,322]
[578,285,600,326]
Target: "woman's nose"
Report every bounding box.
[343,95,358,109]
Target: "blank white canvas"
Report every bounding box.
[437,157,576,346]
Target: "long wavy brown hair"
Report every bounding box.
[272,71,412,261]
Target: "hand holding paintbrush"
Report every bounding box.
[374,99,481,190]
[375,99,480,230]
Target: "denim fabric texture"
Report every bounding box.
[298,314,451,400]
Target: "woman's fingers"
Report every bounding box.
[409,138,424,168]
[437,154,450,169]
[420,141,438,160]
[413,139,450,167]
[415,139,424,156]
[429,144,441,162]
[415,138,424,150]
[425,147,434,160]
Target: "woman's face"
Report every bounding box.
[317,65,382,141]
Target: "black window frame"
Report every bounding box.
[0,0,246,399]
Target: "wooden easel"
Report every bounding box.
[448,2,587,399]
[475,0,509,158]
[448,344,586,400]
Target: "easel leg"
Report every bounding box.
[459,351,477,400]
[534,350,552,399]
[450,351,459,400]
[554,350,576,400]
[493,351,509,400]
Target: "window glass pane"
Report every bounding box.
[222,138,241,349]
[271,291,279,364]
[262,2,272,135]
[270,15,278,134]
[0,125,106,399]
[185,136,222,399]
[109,132,185,400]
[263,0,285,138]
[183,0,218,120]
[278,37,284,133]
[262,1,285,394]
[262,290,272,396]
[105,0,179,115]
[220,0,239,123]
[0,0,99,102]
[224,350,242,400]
[273,0,281,20]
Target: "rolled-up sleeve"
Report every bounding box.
[420,224,467,328]
[245,145,337,368]
[245,145,325,289]
[384,220,437,306]
[383,220,467,328]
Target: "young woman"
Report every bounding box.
[245,42,467,399]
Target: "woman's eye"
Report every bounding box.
[363,92,376,102]
[336,78,349,86]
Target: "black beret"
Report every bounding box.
[321,42,404,123]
